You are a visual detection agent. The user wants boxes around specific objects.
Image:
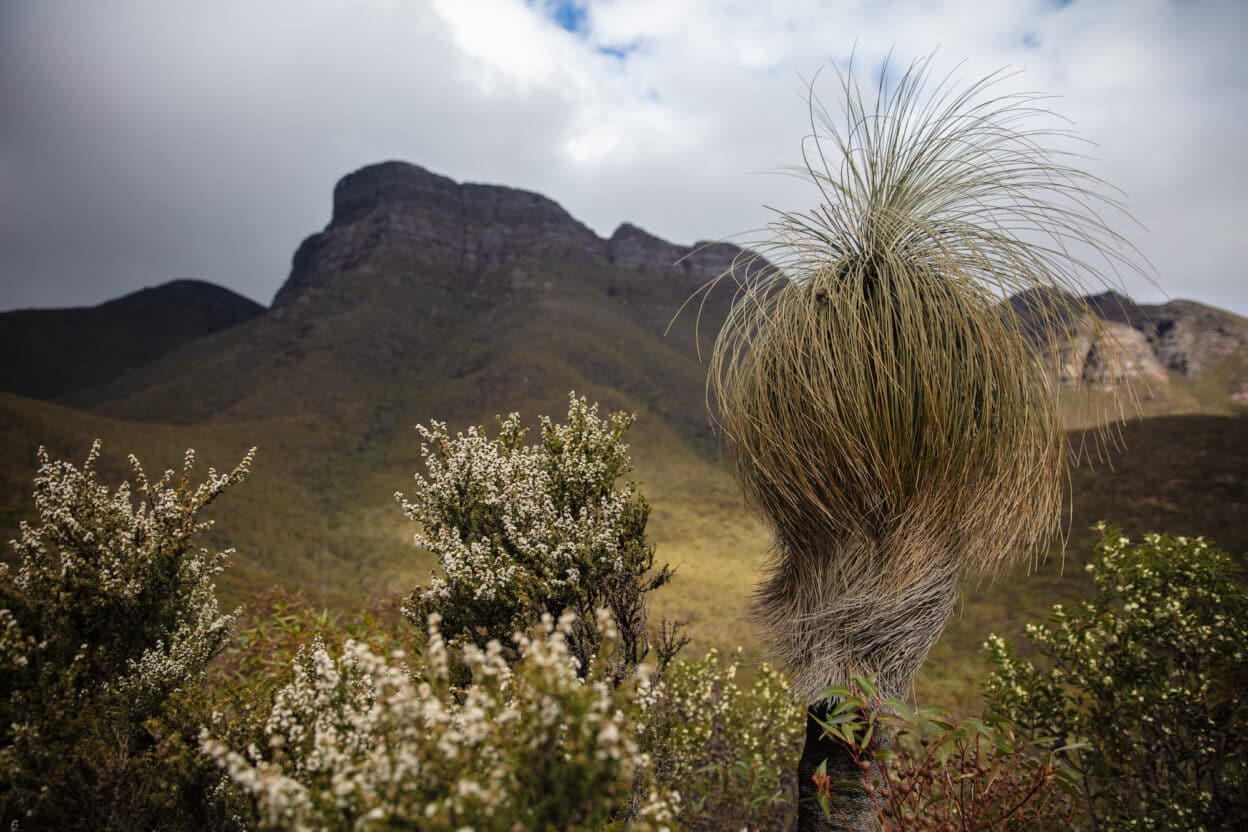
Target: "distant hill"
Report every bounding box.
[0,161,1244,705]
[0,279,264,399]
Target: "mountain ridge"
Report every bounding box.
[3,160,1244,422]
[273,161,745,312]
[0,279,263,400]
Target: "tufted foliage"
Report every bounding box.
[706,54,1148,699]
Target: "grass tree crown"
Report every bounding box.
[708,55,1149,701]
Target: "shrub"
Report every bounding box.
[813,679,1076,830]
[983,527,1248,830]
[0,441,253,829]
[214,586,409,689]
[195,587,418,831]
[397,393,672,681]
[202,610,679,831]
[640,649,805,830]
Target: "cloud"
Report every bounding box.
[1,0,1245,314]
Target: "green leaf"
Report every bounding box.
[832,698,863,716]
[819,684,853,700]
[882,697,915,722]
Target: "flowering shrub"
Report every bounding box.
[397,393,673,680]
[203,610,679,831]
[0,441,253,828]
[983,527,1248,829]
[813,678,1076,830]
[199,586,417,829]
[641,648,805,830]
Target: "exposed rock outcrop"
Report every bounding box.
[1054,320,1169,392]
[1085,291,1248,378]
[273,162,753,309]
[1013,289,1247,398]
[274,162,605,307]
[606,222,743,283]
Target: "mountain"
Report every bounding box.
[1,162,762,624]
[68,162,744,445]
[0,279,263,399]
[1009,287,1248,418]
[0,161,1244,706]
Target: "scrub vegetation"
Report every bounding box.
[1,401,1243,829]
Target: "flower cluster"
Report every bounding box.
[640,649,805,830]
[0,441,252,826]
[983,526,1248,829]
[397,393,672,678]
[203,610,678,831]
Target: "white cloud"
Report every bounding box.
[1,0,1244,313]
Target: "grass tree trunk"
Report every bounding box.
[798,703,874,831]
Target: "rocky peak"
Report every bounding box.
[607,222,752,285]
[330,161,461,226]
[1011,289,1248,400]
[1084,291,1149,329]
[1131,299,1247,377]
[273,161,760,309]
[1079,292,1247,378]
[607,222,676,272]
[274,161,607,307]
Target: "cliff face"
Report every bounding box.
[273,162,743,310]
[1012,290,1247,399]
[1087,292,1248,378]
[1054,321,1170,391]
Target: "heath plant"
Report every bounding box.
[203,609,679,831]
[0,441,253,829]
[640,649,806,830]
[397,393,673,682]
[983,527,1248,830]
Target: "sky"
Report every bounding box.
[1,0,1245,314]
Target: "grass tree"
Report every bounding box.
[706,54,1146,829]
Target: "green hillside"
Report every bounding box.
[2,161,1245,713]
